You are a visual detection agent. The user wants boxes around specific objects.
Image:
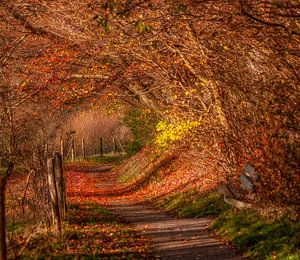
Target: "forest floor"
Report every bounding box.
[66,163,243,259]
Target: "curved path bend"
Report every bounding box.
[86,167,245,260]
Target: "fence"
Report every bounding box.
[46,152,66,236]
[47,136,125,162]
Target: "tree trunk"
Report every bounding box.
[0,163,14,260]
[0,177,7,260]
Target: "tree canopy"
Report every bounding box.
[0,0,299,203]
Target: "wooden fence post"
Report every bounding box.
[60,140,64,161]
[47,158,61,237]
[81,138,86,159]
[112,137,117,154]
[53,152,66,220]
[100,138,103,157]
[116,138,125,154]
[71,140,75,162]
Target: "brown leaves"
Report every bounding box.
[114,147,224,203]
[66,171,108,205]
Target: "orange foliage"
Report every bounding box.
[66,171,108,205]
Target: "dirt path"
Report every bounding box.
[86,167,244,260]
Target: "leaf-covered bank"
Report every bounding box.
[117,146,300,259]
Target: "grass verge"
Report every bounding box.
[213,210,300,259]
[159,189,300,259]
[160,189,229,217]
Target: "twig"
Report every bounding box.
[238,0,290,33]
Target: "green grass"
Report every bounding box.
[212,210,300,259]
[7,221,27,233]
[158,188,300,259]
[87,155,125,165]
[65,155,125,172]
[67,155,125,165]
[125,140,143,157]
[161,190,229,217]
[0,167,6,175]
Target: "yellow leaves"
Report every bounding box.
[199,59,206,66]
[135,20,151,33]
[18,79,29,92]
[219,41,230,51]
[155,118,201,148]
[156,121,167,132]
[194,78,208,88]
[135,20,146,33]
[185,89,197,96]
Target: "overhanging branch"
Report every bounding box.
[238,0,292,34]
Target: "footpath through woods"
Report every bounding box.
[67,163,244,260]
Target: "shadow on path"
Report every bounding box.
[84,168,245,259]
[109,200,243,260]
